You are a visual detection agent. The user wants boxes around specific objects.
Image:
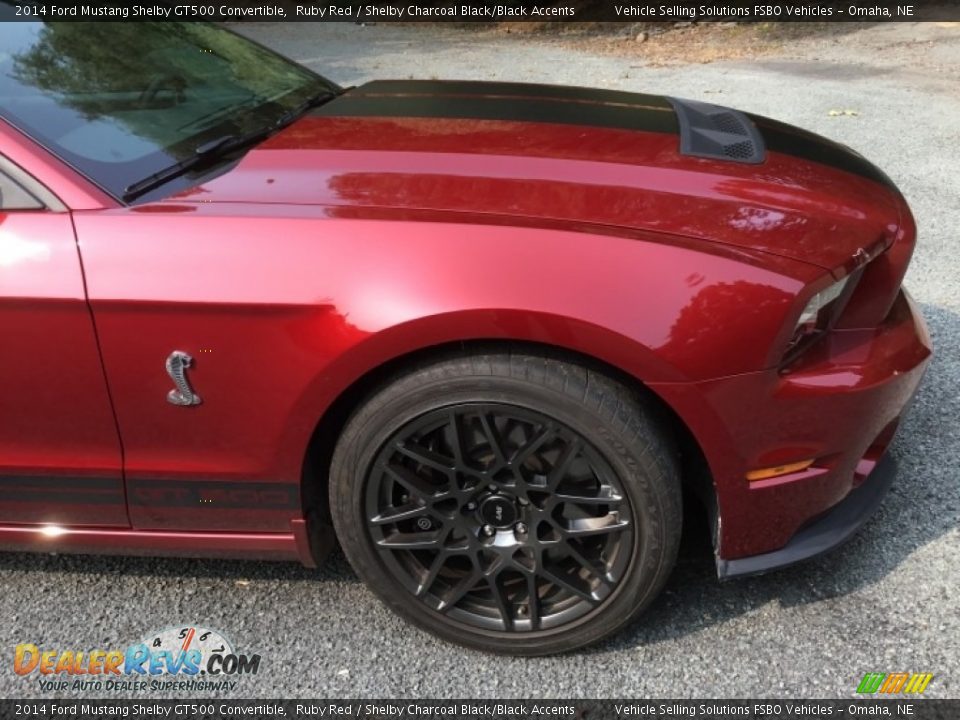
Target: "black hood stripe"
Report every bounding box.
[358,79,676,109]
[316,82,679,135]
[316,81,897,191]
[750,114,897,191]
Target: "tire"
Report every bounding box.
[329,352,681,655]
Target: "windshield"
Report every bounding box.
[0,21,340,200]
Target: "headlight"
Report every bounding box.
[783,274,857,360]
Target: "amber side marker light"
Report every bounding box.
[746,459,816,482]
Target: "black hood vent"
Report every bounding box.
[668,97,766,164]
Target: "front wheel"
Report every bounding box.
[329,352,681,655]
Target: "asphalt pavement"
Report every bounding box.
[1,22,958,699]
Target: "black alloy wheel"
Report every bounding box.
[366,403,634,632]
[330,352,681,655]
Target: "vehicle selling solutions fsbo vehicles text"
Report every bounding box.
[613,4,914,18]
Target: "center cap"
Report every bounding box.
[479,495,518,529]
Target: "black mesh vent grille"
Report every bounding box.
[714,112,746,135]
[668,97,766,164]
[724,141,755,160]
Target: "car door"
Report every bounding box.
[73,208,309,535]
[0,158,127,527]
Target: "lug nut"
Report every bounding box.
[466,501,477,511]
[482,524,496,537]
[489,484,499,493]
[515,522,528,534]
[518,497,529,506]
[517,606,528,617]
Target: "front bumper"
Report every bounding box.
[654,288,931,570]
[717,453,896,578]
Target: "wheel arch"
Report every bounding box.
[298,330,716,566]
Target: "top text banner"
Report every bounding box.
[3,1,960,22]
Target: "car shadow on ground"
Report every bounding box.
[0,303,955,653]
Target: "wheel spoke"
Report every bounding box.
[438,566,483,612]
[416,533,452,597]
[383,462,446,501]
[416,555,446,597]
[554,489,623,506]
[546,437,581,491]
[443,411,466,467]
[564,542,613,588]
[477,411,508,466]
[524,572,541,631]
[376,531,444,550]
[562,513,629,538]
[540,566,600,605]
[395,442,456,474]
[369,503,428,525]
[509,425,554,467]
[486,572,513,631]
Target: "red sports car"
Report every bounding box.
[0,19,931,654]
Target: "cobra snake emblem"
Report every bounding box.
[165,351,202,406]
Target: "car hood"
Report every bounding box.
[167,80,906,271]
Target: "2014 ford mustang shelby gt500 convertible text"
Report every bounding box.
[0,16,931,654]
